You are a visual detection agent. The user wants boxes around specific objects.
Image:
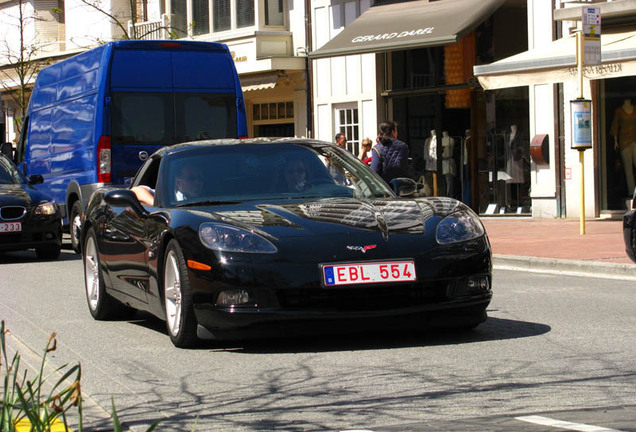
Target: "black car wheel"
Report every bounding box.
[35,244,61,260]
[83,227,134,320]
[70,201,82,254]
[163,240,198,348]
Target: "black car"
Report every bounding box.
[624,187,636,263]
[0,153,62,259]
[81,139,492,347]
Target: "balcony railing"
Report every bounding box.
[128,14,170,40]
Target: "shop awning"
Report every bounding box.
[474,28,636,90]
[239,72,279,93]
[309,0,505,59]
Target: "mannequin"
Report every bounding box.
[423,130,437,171]
[463,129,471,167]
[441,131,456,197]
[610,98,636,195]
[505,124,524,184]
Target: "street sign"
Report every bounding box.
[582,6,601,65]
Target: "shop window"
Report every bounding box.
[253,102,293,121]
[252,101,294,137]
[336,106,359,155]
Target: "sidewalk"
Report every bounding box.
[481,217,636,280]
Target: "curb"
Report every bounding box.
[493,255,636,281]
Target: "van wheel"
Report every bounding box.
[70,201,82,254]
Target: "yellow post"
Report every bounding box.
[579,150,585,235]
[576,30,586,235]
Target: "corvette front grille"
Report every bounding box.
[277,282,446,311]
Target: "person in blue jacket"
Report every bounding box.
[371,120,410,184]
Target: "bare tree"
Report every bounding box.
[0,0,47,140]
[74,0,185,41]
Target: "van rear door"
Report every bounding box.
[108,43,240,186]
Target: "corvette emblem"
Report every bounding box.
[346,245,377,253]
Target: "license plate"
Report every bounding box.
[323,260,416,286]
[0,222,22,233]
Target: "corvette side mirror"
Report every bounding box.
[105,189,149,217]
[390,177,419,197]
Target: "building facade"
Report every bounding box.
[0,0,310,143]
[5,0,634,220]
[476,0,636,219]
[310,0,530,215]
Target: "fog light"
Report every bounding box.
[467,277,490,292]
[216,289,250,306]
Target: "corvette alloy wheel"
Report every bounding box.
[163,240,198,348]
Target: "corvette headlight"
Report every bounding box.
[34,201,58,216]
[436,210,485,244]
[199,223,277,253]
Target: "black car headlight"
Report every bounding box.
[436,210,485,244]
[34,201,58,216]
[199,222,277,253]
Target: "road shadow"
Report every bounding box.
[0,247,80,263]
[128,312,550,354]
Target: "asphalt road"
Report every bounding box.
[1,244,635,432]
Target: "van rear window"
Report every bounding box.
[111,92,237,145]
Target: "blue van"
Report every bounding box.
[14,40,247,252]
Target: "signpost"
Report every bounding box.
[571,6,600,235]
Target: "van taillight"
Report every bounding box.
[161,42,181,48]
[97,136,112,183]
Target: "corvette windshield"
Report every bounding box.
[159,143,394,206]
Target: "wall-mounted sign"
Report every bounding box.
[230,51,248,63]
[571,99,592,149]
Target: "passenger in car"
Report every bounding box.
[283,158,307,192]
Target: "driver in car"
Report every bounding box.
[132,163,205,205]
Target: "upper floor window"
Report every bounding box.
[172,0,255,37]
[265,0,283,26]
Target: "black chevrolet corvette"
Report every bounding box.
[0,153,62,259]
[81,139,492,347]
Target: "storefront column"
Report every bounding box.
[529,83,560,218]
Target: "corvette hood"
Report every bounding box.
[208,196,466,238]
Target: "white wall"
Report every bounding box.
[288,0,307,56]
[0,1,37,59]
[64,0,128,48]
[528,0,559,218]
[311,0,376,147]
